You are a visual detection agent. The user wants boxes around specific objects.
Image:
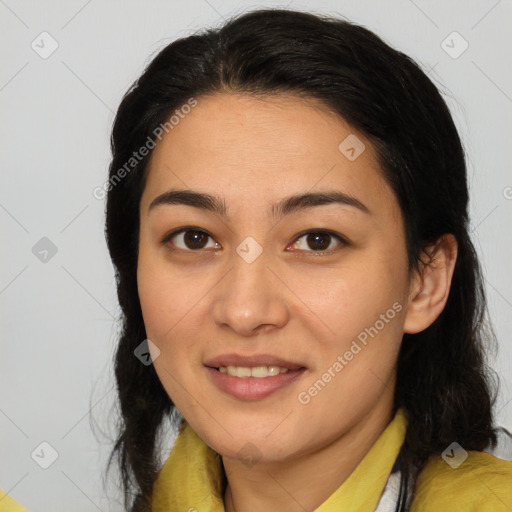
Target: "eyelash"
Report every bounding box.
[160,226,350,255]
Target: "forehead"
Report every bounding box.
[149,92,372,164]
[142,93,393,218]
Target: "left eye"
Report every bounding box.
[288,231,346,253]
[162,228,347,253]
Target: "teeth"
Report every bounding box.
[220,365,290,378]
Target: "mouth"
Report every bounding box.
[204,353,306,372]
[210,365,302,378]
[204,354,307,400]
[205,366,306,401]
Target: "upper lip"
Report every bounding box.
[204,353,305,370]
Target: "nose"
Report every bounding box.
[212,243,290,337]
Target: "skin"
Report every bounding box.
[137,93,457,511]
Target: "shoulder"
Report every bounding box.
[410,450,512,512]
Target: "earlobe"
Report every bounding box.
[403,234,458,334]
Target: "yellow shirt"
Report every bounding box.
[2,408,511,511]
[151,407,512,512]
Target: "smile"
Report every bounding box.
[206,366,306,400]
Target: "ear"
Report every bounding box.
[403,234,458,334]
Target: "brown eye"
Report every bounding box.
[166,229,219,251]
[306,232,332,251]
[289,230,347,253]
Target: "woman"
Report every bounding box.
[104,8,512,512]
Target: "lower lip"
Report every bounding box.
[206,367,306,400]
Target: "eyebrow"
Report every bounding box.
[148,189,370,218]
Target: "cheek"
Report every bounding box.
[137,244,197,342]
[291,251,408,418]
[137,255,203,412]
[136,246,212,385]
[291,251,408,342]
[137,266,170,342]
[294,280,405,437]
[137,265,168,346]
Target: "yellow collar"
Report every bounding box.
[152,408,408,511]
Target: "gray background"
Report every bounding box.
[1,0,511,510]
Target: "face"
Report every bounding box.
[137,93,411,462]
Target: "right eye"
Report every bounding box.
[162,227,221,252]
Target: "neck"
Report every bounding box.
[222,399,394,512]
